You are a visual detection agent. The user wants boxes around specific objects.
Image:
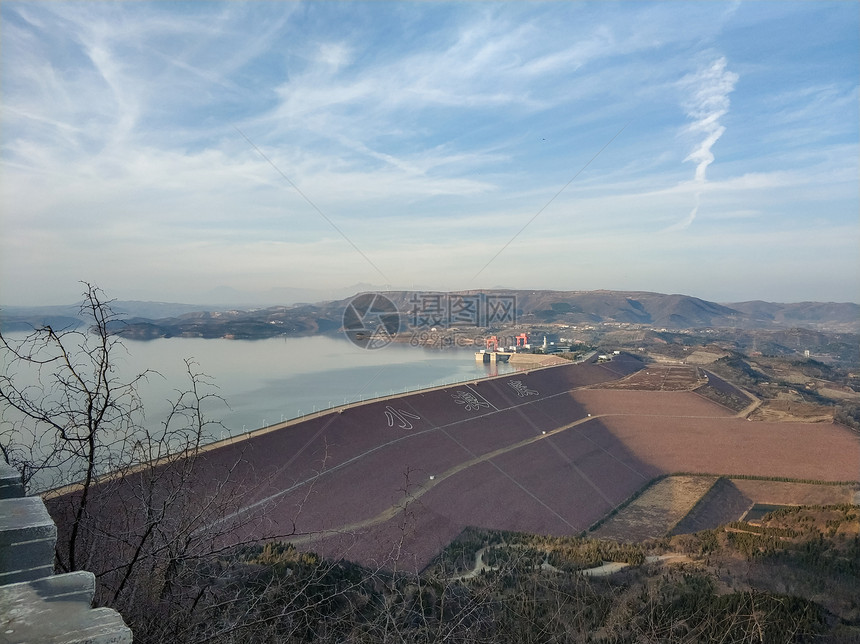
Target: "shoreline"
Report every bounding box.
[42,353,588,498]
[199,352,582,452]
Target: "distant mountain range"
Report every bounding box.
[2,289,857,337]
[0,301,210,333]
[499,291,859,332]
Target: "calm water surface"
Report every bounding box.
[121,335,519,436]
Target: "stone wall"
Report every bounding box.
[0,462,132,643]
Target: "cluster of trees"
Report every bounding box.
[143,539,830,643]
[432,526,648,577]
[440,529,647,573]
[731,506,860,573]
[835,403,860,431]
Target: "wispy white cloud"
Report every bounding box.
[0,1,856,304]
[664,56,738,232]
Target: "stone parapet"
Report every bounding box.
[0,465,23,500]
[0,496,57,585]
[0,462,132,643]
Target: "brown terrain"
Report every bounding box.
[595,364,707,391]
[748,398,834,423]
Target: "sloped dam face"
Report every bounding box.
[47,353,860,571]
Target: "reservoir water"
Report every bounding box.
[111,334,519,437]
[1,332,519,490]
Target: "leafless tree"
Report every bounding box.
[0,283,275,637]
[1,284,156,567]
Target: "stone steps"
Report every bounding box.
[0,466,24,500]
[1,571,132,644]
[0,496,57,585]
[0,462,132,643]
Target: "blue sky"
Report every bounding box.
[1,1,857,305]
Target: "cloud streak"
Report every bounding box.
[0,2,856,305]
[666,56,738,232]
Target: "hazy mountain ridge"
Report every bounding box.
[2,290,857,336]
[516,290,742,328]
[728,300,860,330]
[373,290,857,332]
[0,301,216,332]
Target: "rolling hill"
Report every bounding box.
[2,289,857,337]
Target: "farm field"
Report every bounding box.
[48,353,860,572]
[595,364,707,391]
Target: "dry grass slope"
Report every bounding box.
[591,475,718,542]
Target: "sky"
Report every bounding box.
[1,1,858,306]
